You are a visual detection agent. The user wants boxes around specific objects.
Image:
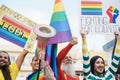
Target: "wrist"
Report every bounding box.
[82,37,86,40]
[42,61,48,69]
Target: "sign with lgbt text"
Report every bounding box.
[0,5,37,52]
[80,0,120,34]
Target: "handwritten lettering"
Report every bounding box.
[0,5,37,27]
[0,20,28,39]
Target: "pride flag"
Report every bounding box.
[81,0,102,15]
[46,0,72,79]
[0,15,31,47]
[26,70,44,80]
[48,0,72,45]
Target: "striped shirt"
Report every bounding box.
[82,39,120,80]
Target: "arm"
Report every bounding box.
[107,32,120,76]
[57,43,73,80]
[80,29,91,77]
[57,43,73,64]
[38,50,55,80]
[57,37,78,80]
[57,37,78,64]
[15,49,29,69]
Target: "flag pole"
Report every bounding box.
[111,37,117,59]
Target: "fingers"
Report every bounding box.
[80,27,89,40]
[114,31,120,40]
[43,61,55,80]
[80,27,88,35]
[37,49,45,60]
[45,63,53,73]
[70,37,78,45]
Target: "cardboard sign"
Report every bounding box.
[0,5,37,52]
[80,0,120,34]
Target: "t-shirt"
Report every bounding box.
[0,62,19,80]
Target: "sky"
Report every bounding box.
[0,0,112,52]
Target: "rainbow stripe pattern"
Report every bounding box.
[0,15,31,47]
[106,6,119,23]
[46,0,72,79]
[81,0,102,15]
[26,70,44,80]
[48,0,72,44]
[46,44,58,79]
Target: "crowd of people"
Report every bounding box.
[0,29,120,80]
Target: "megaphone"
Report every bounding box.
[33,24,56,58]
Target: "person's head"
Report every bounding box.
[90,56,105,76]
[0,51,11,67]
[0,51,11,80]
[31,56,41,72]
[61,56,76,77]
[31,50,45,72]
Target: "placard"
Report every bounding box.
[0,5,37,52]
[80,0,120,34]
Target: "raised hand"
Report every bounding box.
[70,37,78,45]
[114,31,120,41]
[38,49,45,60]
[80,28,88,40]
[106,6,119,23]
[43,61,56,80]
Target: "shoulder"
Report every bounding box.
[9,62,19,71]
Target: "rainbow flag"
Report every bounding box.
[46,0,72,79]
[81,0,102,15]
[48,0,72,45]
[26,70,44,80]
[0,15,31,47]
